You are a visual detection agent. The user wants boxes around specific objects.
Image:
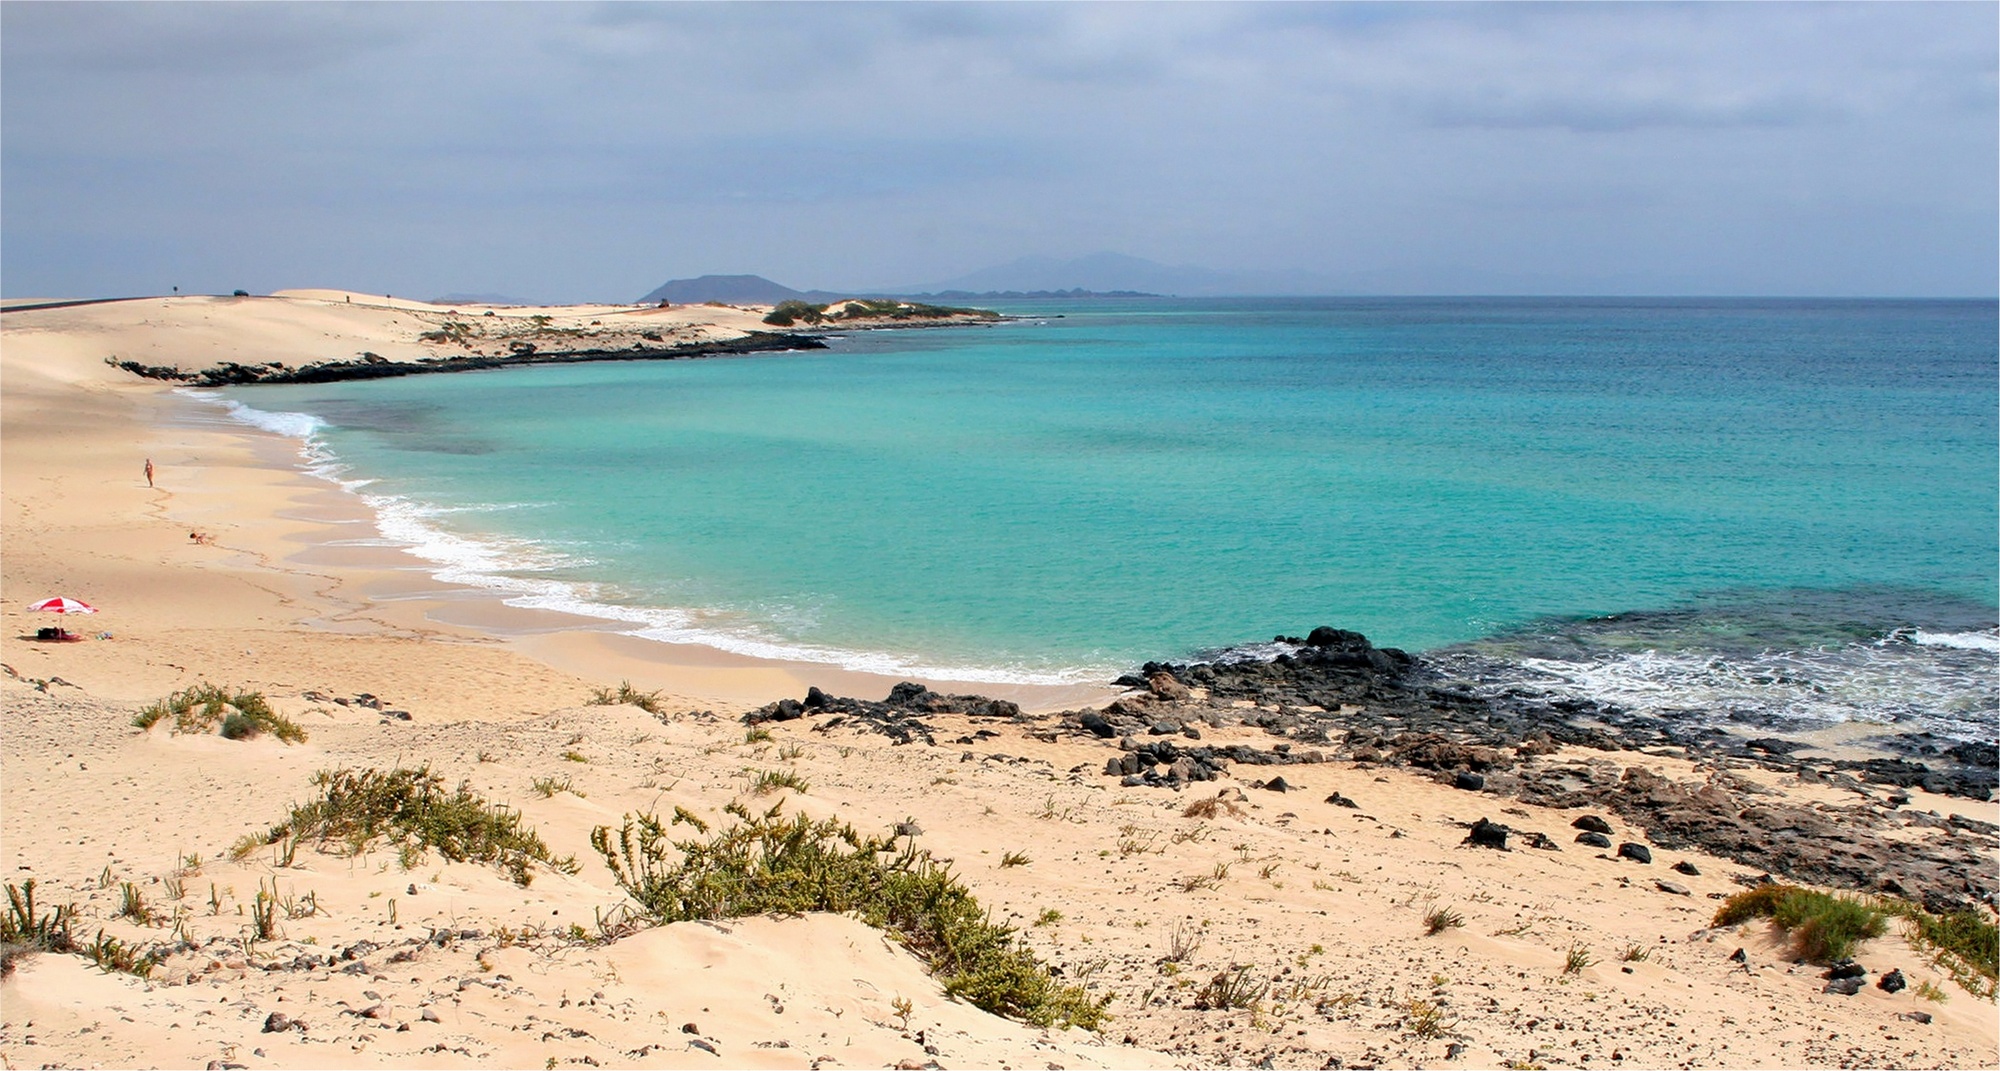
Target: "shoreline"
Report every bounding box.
[4,292,1995,1070]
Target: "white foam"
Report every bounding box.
[188,387,1108,688]
[1909,628,2000,653]
[1456,637,1996,742]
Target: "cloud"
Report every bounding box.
[1,1,414,75]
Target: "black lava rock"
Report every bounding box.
[1576,831,1613,849]
[1325,791,1359,809]
[1878,968,1907,993]
[1822,976,1864,996]
[1672,860,1701,876]
[1617,842,1653,864]
[1466,818,1510,850]
[1824,960,1866,981]
[1453,771,1486,791]
[1571,815,1613,835]
[1080,711,1117,738]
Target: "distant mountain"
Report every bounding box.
[636,275,840,305]
[900,254,1344,298]
[431,291,538,306]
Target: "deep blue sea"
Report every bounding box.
[206,297,1999,740]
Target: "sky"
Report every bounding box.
[3,1,1995,301]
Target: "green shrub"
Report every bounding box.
[591,805,1107,1029]
[264,766,577,886]
[1881,900,1998,999]
[1712,884,1886,964]
[136,684,305,744]
[762,300,828,327]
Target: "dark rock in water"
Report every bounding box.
[1617,842,1653,864]
[1576,831,1613,849]
[1466,818,1510,850]
[1081,711,1117,738]
[1824,960,1866,981]
[1454,771,1486,791]
[1877,968,1907,993]
[1326,791,1360,809]
[1306,626,1369,648]
[1673,860,1701,876]
[1572,815,1613,835]
[1822,976,1864,996]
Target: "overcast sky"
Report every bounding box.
[4,2,1994,300]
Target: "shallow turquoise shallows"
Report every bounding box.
[216,297,1997,735]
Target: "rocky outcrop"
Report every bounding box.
[108,332,826,387]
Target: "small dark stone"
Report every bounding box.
[804,686,829,708]
[1525,831,1561,851]
[421,1008,441,1023]
[681,1022,700,1034]
[1576,831,1613,849]
[1325,791,1360,809]
[1822,976,1864,996]
[262,1012,295,1033]
[1877,968,1907,993]
[1465,818,1510,850]
[1728,948,1747,963]
[1824,960,1866,981]
[1264,776,1291,793]
[1571,815,1613,834]
[1654,880,1691,896]
[1900,1011,1932,1024]
[1672,861,1701,876]
[1453,771,1486,791]
[1105,757,1124,776]
[1080,712,1116,738]
[1182,724,1202,740]
[1617,842,1653,864]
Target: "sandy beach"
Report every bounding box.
[2,293,1994,1070]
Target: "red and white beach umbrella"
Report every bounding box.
[28,596,96,614]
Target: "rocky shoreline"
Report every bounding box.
[107,331,828,387]
[752,626,2000,915]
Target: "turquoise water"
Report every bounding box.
[211,297,1997,733]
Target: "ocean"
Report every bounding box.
[204,297,1998,742]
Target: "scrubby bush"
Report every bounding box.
[1712,884,1886,964]
[592,804,1107,1029]
[258,766,577,886]
[135,684,305,743]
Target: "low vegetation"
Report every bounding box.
[134,684,305,743]
[250,766,577,886]
[1712,884,1887,965]
[1424,906,1465,936]
[590,804,1107,1029]
[587,681,665,715]
[760,298,999,327]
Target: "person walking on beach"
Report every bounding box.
[144,458,154,488]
